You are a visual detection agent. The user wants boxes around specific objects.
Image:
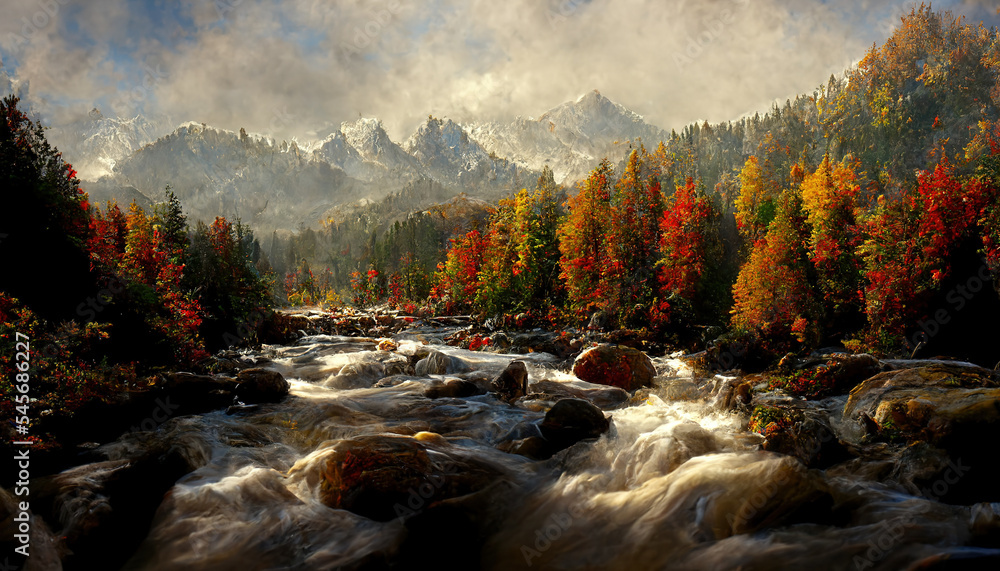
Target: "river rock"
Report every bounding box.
[377,338,398,352]
[844,363,1000,502]
[415,350,472,376]
[887,442,966,503]
[538,398,611,450]
[425,378,486,399]
[325,361,386,389]
[572,344,656,391]
[508,332,578,358]
[159,371,238,411]
[524,380,629,410]
[749,401,851,469]
[498,436,552,460]
[31,440,208,570]
[161,371,236,393]
[490,332,511,350]
[716,378,754,410]
[778,352,884,396]
[843,364,1000,444]
[588,310,611,331]
[491,361,528,403]
[511,332,550,352]
[236,368,290,403]
[304,435,503,522]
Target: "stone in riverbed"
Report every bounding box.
[588,310,611,331]
[415,350,472,376]
[572,344,656,392]
[300,434,503,522]
[779,352,884,396]
[159,371,238,412]
[425,378,486,399]
[491,360,528,403]
[496,398,611,460]
[235,368,289,403]
[843,364,1000,444]
[748,401,851,469]
[843,363,1000,502]
[524,380,629,410]
[539,398,611,450]
[498,436,552,460]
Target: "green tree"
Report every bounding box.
[0,95,95,320]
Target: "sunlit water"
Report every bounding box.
[69,325,1000,570]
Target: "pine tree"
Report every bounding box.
[157,186,189,258]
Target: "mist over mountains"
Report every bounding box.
[467,90,669,184]
[72,90,668,232]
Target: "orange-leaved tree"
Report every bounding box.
[731,183,821,348]
[800,154,865,332]
[558,158,614,318]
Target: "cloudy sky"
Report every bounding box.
[2,0,999,147]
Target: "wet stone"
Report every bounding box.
[491,361,528,403]
[572,344,657,392]
[236,368,290,403]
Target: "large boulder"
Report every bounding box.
[843,363,1000,503]
[498,398,611,460]
[295,435,504,522]
[747,400,851,469]
[510,332,578,357]
[236,368,290,403]
[843,364,1000,444]
[572,344,656,391]
[769,353,884,398]
[159,371,239,412]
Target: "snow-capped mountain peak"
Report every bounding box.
[464,90,667,183]
[539,89,653,140]
[67,112,158,179]
[58,90,669,231]
[404,116,530,189]
[340,117,417,174]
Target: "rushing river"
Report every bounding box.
[43,320,1000,570]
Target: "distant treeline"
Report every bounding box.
[275,5,1000,366]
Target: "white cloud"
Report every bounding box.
[2,0,984,153]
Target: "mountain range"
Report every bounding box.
[71,90,670,232]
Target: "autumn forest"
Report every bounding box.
[3,4,1000,446]
[6,4,1000,569]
